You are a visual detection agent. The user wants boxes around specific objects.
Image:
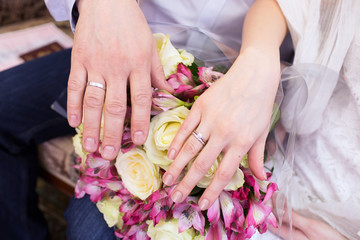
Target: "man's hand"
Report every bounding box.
[67,0,172,159]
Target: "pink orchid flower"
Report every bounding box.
[205,219,227,240]
[245,197,272,228]
[152,89,188,112]
[144,188,174,225]
[207,198,220,225]
[229,196,245,233]
[232,187,250,201]
[167,64,205,100]
[84,152,114,179]
[172,197,205,235]
[198,66,224,87]
[115,222,149,240]
[121,127,136,153]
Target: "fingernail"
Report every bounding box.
[163,173,173,186]
[168,149,176,160]
[69,114,77,126]
[133,131,144,145]
[103,146,115,159]
[171,191,182,203]
[199,199,209,210]
[84,137,96,151]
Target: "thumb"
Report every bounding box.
[150,42,174,93]
[248,131,268,180]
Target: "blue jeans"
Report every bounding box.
[0,49,115,240]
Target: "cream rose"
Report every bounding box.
[192,154,245,191]
[146,219,195,240]
[144,106,189,168]
[115,148,161,200]
[153,33,194,78]
[96,195,124,228]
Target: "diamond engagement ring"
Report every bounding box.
[87,81,106,90]
[192,130,207,145]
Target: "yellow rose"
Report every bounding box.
[153,33,194,78]
[192,154,245,191]
[144,106,189,168]
[146,219,195,240]
[96,195,124,228]
[115,148,161,200]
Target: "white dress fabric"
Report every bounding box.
[273,1,360,239]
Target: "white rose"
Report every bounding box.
[147,219,195,240]
[144,106,189,168]
[153,33,194,78]
[115,148,161,200]
[193,154,244,191]
[178,49,195,66]
[96,195,124,229]
[193,235,205,240]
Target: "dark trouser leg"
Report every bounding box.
[0,49,74,240]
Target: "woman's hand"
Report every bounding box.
[162,47,281,210]
[67,0,172,159]
[269,199,346,240]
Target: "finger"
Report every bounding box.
[198,148,245,210]
[163,122,209,187]
[82,75,106,152]
[101,78,127,160]
[150,41,174,93]
[166,104,201,161]
[169,137,222,203]
[248,131,268,180]
[67,57,87,127]
[129,69,152,145]
[269,224,309,240]
[290,210,313,231]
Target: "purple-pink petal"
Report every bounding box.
[207,198,220,224]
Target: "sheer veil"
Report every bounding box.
[271,1,360,239]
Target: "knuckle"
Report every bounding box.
[68,78,83,92]
[180,180,194,193]
[216,169,233,182]
[183,141,199,156]
[83,125,99,135]
[102,133,121,145]
[133,92,151,106]
[105,101,127,116]
[193,160,209,175]
[169,163,184,175]
[180,121,192,133]
[234,138,252,150]
[67,102,82,110]
[84,94,103,109]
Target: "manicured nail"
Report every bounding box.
[163,173,173,186]
[167,149,176,160]
[171,191,183,203]
[199,199,209,210]
[69,114,77,126]
[84,137,96,151]
[133,131,144,145]
[103,146,115,159]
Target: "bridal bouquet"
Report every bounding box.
[73,33,278,240]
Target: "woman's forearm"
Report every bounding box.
[241,0,288,57]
